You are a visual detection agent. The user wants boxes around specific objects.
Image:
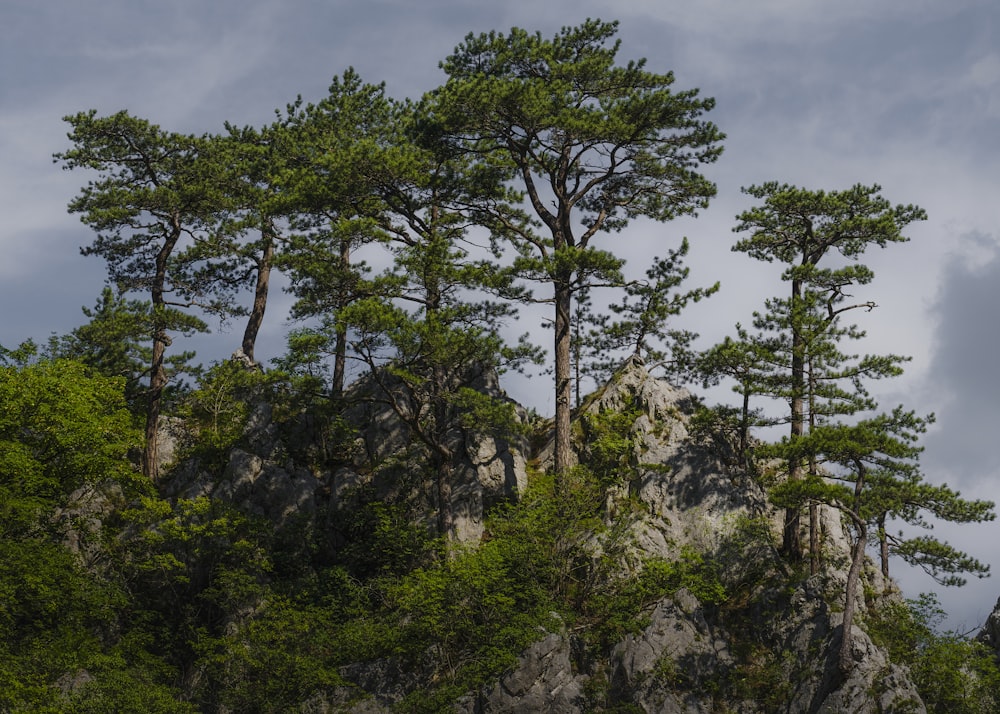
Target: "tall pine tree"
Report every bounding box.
[434,19,723,476]
[57,111,225,478]
[731,182,926,559]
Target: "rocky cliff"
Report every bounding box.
[146,356,935,712]
[447,356,924,713]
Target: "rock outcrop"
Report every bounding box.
[152,356,927,711]
[165,364,527,543]
[978,596,1000,659]
[306,358,926,712]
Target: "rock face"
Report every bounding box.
[978,596,1000,659]
[590,355,771,553]
[448,356,924,714]
[458,633,587,713]
[166,365,527,543]
[161,357,927,712]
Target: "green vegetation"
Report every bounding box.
[433,18,724,475]
[867,594,1000,713]
[0,16,995,714]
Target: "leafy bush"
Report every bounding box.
[586,548,727,649]
[866,593,1000,713]
[0,359,144,536]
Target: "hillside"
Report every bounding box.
[2,354,999,712]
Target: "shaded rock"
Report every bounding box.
[611,589,735,713]
[53,480,125,570]
[511,358,926,712]
[148,354,930,711]
[333,365,529,542]
[977,595,1000,659]
[340,654,436,709]
[458,632,588,713]
[580,356,772,557]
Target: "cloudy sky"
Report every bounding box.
[3,0,1000,630]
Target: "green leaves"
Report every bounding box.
[734,182,927,266]
[57,111,222,287]
[0,359,143,535]
[438,19,723,239]
[582,237,719,384]
[867,594,1000,713]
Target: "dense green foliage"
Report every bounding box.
[433,18,724,475]
[0,351,739,710]
[867,594,1000,713]
[0,358,144,533]
[0,358,193,712]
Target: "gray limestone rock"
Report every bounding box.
[333,365,529,542]
[978,595,1000,659]
[611,589,735,713]
[504,357,926,713]
[458,632,588,714]
[53,480,125,570]
[148,355,930,711]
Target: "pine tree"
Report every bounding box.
[771,408,993,677]
[582,238,718,386]
[731,182,926,559]
[695,325,776,473]
[434,19,723,476]
[277,70,397,396]
[339,98,538,539]
[44,288,200,417]
[56,111,225,478]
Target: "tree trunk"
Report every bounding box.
[142,214,182,480]
[332,236,351,397]
[241,228,274,363]
[809,503,820,575]
[877,513,890,580]
[436,452,455,540]
[142,338,167,480]
[783,276,805,560]
[554,279,573,477]
[840,464,869,678]
[808,359,821,573]
[740,388,750,470]
[840,521,867,678]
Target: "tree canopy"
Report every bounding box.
[433,18,724,475]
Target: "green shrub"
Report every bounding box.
[866,593,1000,713]
[586,547,727,649]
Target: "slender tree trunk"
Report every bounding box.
[739,389,750,458]
[877,513,890,580]
[435,448,455,539]
[784,276,805,560]
[808,363,820,574]
[143,215,182,480]
[809,503,820,575]
[840,520,867,678]
[840,464,868,678]
[573,301,582,411]
[554,278,573,477]
[143,338,167,480]
[425,225,454,539]
[241,228,274,363]
[332,236,351,397]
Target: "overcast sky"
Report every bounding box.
[3,0,1000,631]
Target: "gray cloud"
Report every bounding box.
[922,233,1000,487]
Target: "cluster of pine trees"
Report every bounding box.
[1,18,998,711]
